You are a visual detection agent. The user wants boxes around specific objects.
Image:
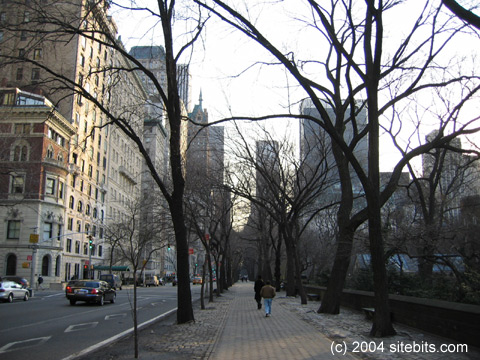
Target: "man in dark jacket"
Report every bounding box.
[260,280,276,317]
[254,275,264,309]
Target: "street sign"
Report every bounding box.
[27,255,32,261]
[22,262,30,268]
[29,234,39,243]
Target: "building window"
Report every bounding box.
[85,223,90,234]
[69,196,74,209]
[76,220,81,233]
[11,175,25,194]
[83,243,88,255]
[46,177,56,195]
[13,144,28,161]
[41,255,50,276]
[77,200,83,213]
[75,241,80,254]
[55,255,61,276]
[59,181,64,199]
[98,245,103,257]
[6,254,17,275]
[67,217,73,231]
[33,48,42,60]
[43,222,53,241]
[86,204,91,216]
[66,238,72,252]
[7,220,21,239]
[31,68,40,80]
[57,224,62,240]
[46,146,54,159]
[16,68,23,80]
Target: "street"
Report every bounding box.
[0,285,201,360]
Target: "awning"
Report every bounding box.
[93,265,130,271]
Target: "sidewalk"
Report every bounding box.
[206,282,356,360]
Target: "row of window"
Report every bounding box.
[68,195,104,218]
[5,253,59,278]
[64,238,103,257]
[6,220,61,241]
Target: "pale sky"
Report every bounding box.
[112,1,480,172]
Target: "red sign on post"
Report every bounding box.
[189,248,194,255]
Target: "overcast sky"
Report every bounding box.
[111,1,480,171]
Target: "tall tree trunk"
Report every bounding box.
[284,234,296,296]
[318,226,355,313]
[274,234,283,291]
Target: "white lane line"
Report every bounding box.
[0,336,51,354]
[65,322,99,333]
[61,307,177,360]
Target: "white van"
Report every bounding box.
[145,275,160,287]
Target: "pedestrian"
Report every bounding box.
[260,280,276,317]
[254,275,265,310]
[37,275,44,290]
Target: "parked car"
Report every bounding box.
[0,281,29,302]
[145,275,160,287]
[192,277,203,285]
[3,276,29,289]
[65,280,116,306]
[99,274,122,290]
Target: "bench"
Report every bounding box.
[307,293,321,301]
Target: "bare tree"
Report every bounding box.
[0,0,208,324]
[195,0,480,336]
[442,0,480,30]
[225,123,334,303]
[103,195,166,358]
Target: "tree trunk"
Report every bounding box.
[284,239,296,296]
[274,235,283,291]
[318,227,355,314]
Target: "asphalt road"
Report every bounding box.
[0,285,201,360]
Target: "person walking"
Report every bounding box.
[260,280,276,317]
[37,275,44,290]
[254,275,265,310]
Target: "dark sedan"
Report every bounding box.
[65,280,116,306]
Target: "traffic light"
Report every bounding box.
[167,244,171,251]
[88,235,93,249]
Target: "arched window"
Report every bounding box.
[77,200,83,213]
[12,142,29,162]
[46,146,54,159]
[55,255,61,277]
[86,204,91,216]
[41,255,50,276]
[93,207,98,218]
[6,254,17,275]
[69,196,74,209]
[21,146,27,161]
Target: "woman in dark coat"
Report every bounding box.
[254,275,265,309]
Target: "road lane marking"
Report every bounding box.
[0,336,51,354]
[61,308,177,360]
[105,314,127,320]
[65,322,98,333]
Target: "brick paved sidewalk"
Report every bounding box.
[207,282,357,360]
